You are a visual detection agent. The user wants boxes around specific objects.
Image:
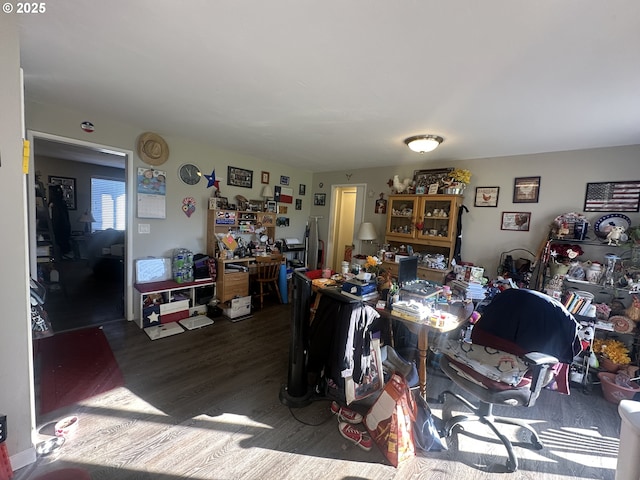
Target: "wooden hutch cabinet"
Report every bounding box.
[383,194,463,283]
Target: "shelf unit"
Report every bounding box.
[206,209,276,258]
[134,279,216,331]
[383,194,463,283]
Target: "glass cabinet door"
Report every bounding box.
[415,195,458,243]
[385,196,417,239]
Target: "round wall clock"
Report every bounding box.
[179,163,202,185]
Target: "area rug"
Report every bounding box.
[38,327,125,415]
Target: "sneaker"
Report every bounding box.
[338,421,373,451]
[330,401,363,424]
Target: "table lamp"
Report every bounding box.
[78,210,95,233]
[357,222,377,255]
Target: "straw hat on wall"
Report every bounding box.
[137,132,170,166]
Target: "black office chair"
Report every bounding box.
[438,288,582,472]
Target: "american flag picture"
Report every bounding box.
[584,181,640,212]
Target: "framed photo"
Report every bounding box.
[227,166,253,188]
[266,200,277,213]
[584,181,640,212]
[501,211,531,231]
[314,193,326,206]
[280,175,290,186]
[295,198,302,210]
[48,176,76,210]
[474,187,500,207]
[209,196,228,210]
[513,176,540,203]
[299,184,306,195]
[428,183,440,195]
[261,171,270,184]
[413,168,453,189]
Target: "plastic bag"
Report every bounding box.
[411,390,447,453]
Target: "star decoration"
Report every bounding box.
[205,169,220,190]
[147,311,160,324]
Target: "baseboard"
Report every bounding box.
[11,445,36,472]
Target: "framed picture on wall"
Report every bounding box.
[48,176,76,210]
[299,184,306,195]
[584,181,640,212]
[513,176,540,203]
[474,187,500,207]
[227,166,253,188]
[501,211,531,231]
[314,193,326,206]
[261,171,270,184]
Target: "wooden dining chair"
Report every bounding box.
[254,254,283,309]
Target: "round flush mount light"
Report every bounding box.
[404,135,444,153]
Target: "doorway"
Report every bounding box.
[327,184,367,272]
[27,131,134,332]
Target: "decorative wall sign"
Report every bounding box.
[227,166,253,188]
[375,194,387,214]
[501,211,531,231]
[280,175,290,186]
[413,168,453,190]
[513,176,540,203]
[48,176,76,210]
[274,186,293,203]
[182,197,196,217]
[474,187,500,207]
[584,181,640,212]
[314,193,326,206]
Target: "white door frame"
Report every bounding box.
[326,183,367,271]
[26,130,135,321]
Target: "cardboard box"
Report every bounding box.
[223,296,251,319]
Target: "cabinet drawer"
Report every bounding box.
[417,267,447,284]
[224,272,248,288]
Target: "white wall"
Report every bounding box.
[311,146,640,277]
[0,16,37,469]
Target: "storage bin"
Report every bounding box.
[598,372,640,404]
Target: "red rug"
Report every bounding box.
[38,327,125,415]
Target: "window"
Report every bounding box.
[91,178,125,231]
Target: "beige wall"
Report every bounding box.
[0,16,37,469]
[311,146,640,277]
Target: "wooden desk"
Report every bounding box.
[383,303,472,398]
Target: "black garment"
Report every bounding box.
[471,288,581,364]
[49,185,72,255]
[308,292,379,390]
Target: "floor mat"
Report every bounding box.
[38,327,125,415]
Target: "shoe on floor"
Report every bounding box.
[338,421,373,451]
[331,401,363,424]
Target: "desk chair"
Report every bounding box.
[438,288,582,472]
[254,254,283,309]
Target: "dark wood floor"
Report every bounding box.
[16,302,623,480]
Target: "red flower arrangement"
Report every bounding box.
[550,243,584,264]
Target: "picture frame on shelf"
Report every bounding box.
[513,176,540,203]
[280,175,290,186]
[227,166,253,188]
[261,171,270,184]
[501,211,531,231]
[314,193,326,206]
[474,187,500,207]
[48,175,76,210]
[266,200,277,213]
[413,167,453,190]
[584,181,640,212]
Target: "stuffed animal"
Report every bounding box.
[606,225,626,246]
[577,325,595,352]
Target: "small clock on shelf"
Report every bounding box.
[179,163,202,185]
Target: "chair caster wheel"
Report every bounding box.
[531,436,544,450]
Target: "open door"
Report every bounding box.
[327,184,367,272]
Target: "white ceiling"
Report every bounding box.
[17,1,640,173]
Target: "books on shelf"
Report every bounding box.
[563,290,594,316]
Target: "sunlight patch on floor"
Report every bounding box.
[205,412,274,430]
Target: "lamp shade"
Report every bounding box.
[357,222,377,241]
[78,211,95,223]
[261,185,274,198]
[404,135,444,153]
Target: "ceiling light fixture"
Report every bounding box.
[404,135,444,154]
